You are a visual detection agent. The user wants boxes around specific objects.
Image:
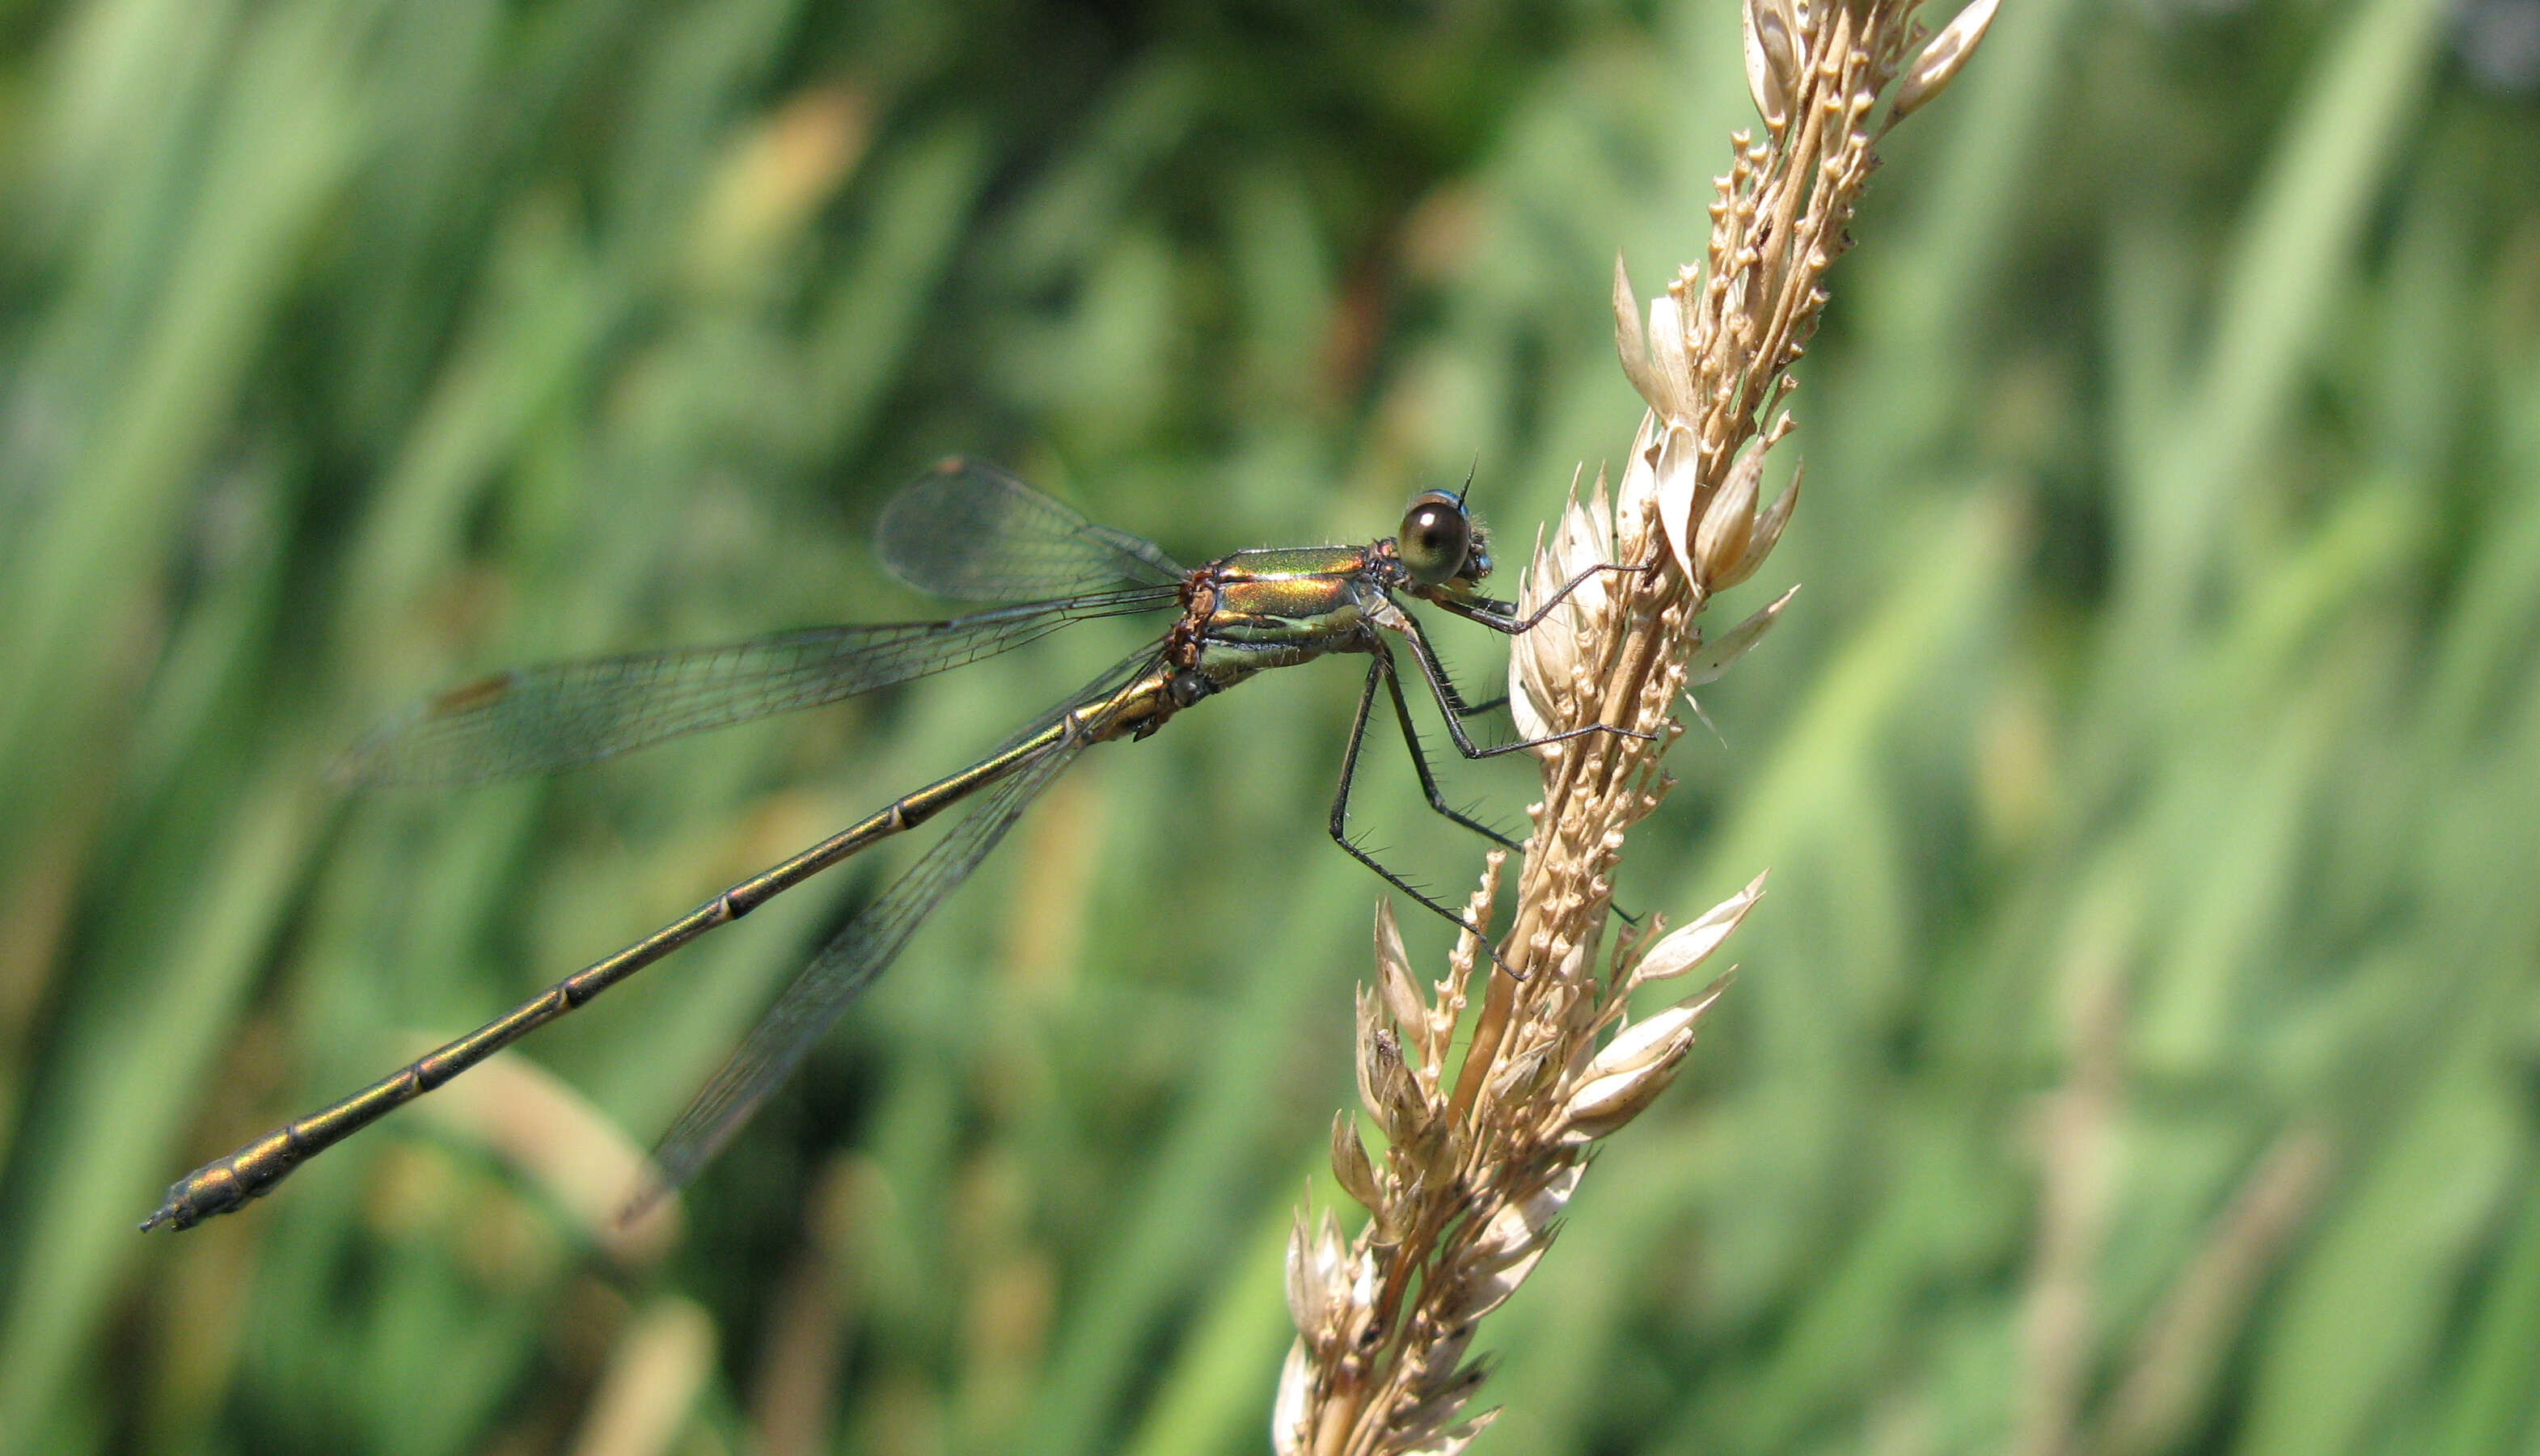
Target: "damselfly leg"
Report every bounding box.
[1342,554,1670,938]
[1427,554,1664,636]
[1329,635,1653,948]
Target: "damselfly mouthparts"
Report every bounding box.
[143,460,1647,1232]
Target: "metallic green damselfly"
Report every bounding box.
[143,460,1646,1231]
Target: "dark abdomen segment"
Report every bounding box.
[139,712,1084,1231]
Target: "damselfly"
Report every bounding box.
[143,460,1646,1231]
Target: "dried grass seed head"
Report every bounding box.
[1278,2,1994,1450]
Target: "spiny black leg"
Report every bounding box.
[1400,635,1496,720]
[1393,612,1656,761]
[1414,636,1650,927]
[1375,644,1523,854]
[1408,633,1508,718]
[1411,556,1663,724]
[1431,556,1663,636]
[1385,644,1647,926]
[1380,635,1505,721]
[1330,656,1518,972]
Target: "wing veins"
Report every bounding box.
[878,458,1185,601]
[626,648,1160,1209]
[341,588,1177,785]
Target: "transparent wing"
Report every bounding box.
[338,589,1176,786]
[627,648,1159,1209]
[878,458,1186,601]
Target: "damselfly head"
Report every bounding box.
[1397,491,1490,588]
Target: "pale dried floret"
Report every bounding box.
[1285,1207,1336,1340]
[1274,1340,1312,1456]
[1356,993,1429,1145]
[1331,1109,1384,1215]
[1559,979,1732,1142]
[1612,410,1664,566]
[1693,439,1765,586]
[1688,585,1799,688]
[1507,468,1624,749]
[1612,264,1662,416]
[1720,458,1803,590]
[1743,0,1799,129]
[1507,528,1566,741]
[1438,1241,1551,1326]
[1651,420,1708,589]
[1892,0,2001,126]
[1371,900,1435,1069]
[1629,873,1768,986]
[1397,1411,1495,1456]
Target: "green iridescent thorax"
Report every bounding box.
[1219,543,1380,580]
[1186,543,1388,686]
[1209,547,1380,635]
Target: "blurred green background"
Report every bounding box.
[2,0,2536,1453]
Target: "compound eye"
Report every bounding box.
[1397,492,1473,587]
